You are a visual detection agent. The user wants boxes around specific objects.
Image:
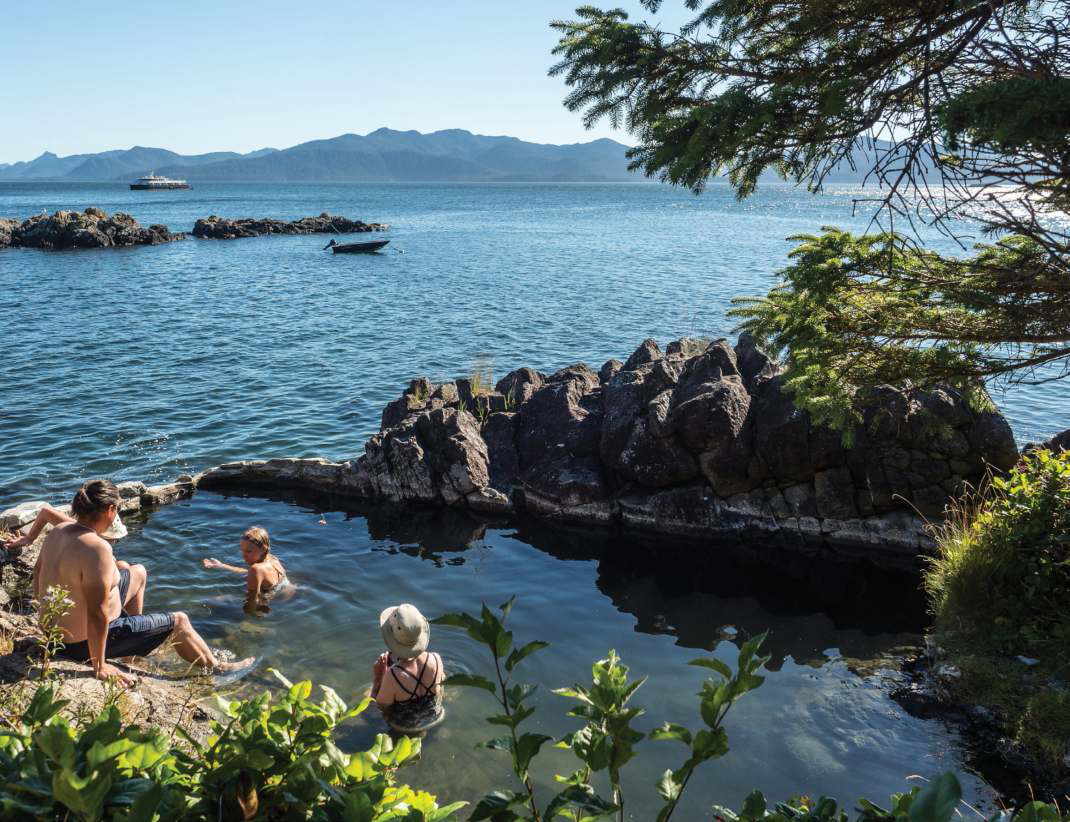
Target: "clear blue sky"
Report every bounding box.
[2,1,693,164]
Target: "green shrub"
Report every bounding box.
[1,600,1067,819]
[925,448,1070,658]
[924,448,1070,770]
[0,670,462,821]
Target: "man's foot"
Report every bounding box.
[214,656,256,674]
[210,655,260,686]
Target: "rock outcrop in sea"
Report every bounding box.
[1,336,1028,572]
[191,213,387,239]
[0,208,182,250]
[197,336,1020,570]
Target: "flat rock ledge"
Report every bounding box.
[0,208,183,250]
[4,337,1028,575]
[191,213,388,239]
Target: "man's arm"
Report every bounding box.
[81,540,135,686]
[3,504,73,552]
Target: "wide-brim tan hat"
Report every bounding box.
[379,603,429,660]
[102,512,128,541]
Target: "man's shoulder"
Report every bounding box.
[68,528,113,560]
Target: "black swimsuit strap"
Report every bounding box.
[389,653,438,699]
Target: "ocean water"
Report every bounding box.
[1,181,1059,811]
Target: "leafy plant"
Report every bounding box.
[554,650,645,821]
[433,601,771,822]
[650,633,769,822]
[0,671,465,821]
[432,600,551,820]
[923,447,1070,769]
[926,448,1070,658]
[33,585,74,680]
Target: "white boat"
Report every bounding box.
[129,173,190,190]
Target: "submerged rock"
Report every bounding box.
[0,209,182,250]
[191,213,387,239]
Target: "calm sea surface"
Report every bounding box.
[2,181,1060,813]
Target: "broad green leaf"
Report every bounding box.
[506,640,549,672]
[908,773,962,822]
[514,732,553,775]
[648,723,692,746]
[33,724,75,769]
[469,790,525,821]
[657,768,682,802]
[740,789,767,818]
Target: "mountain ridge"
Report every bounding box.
[0,129,640,183]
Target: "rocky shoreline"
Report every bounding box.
[892,650,1070,802]
[0,208,182,249]
[191,213,388,239]
[198,334,1020,572]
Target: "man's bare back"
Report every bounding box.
[35,522,122,644]
[11,481,257,685]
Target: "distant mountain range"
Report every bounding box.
[0,129,642,183]
[0,128,900,185]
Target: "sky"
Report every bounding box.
[1,1,694,164]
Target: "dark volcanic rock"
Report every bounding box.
[752,377,812,482]
[0,218,18,248]
[343,335,1022,572]
[1040,427,1070,454]
[2,209,182,250]
[381,378,433,431]
[617,418,699,487]
[191,212,387,239]
[668,375,751,453]
[734,333,780,390]
[598,359,623,383]
[518,366,601,467]
[623,338,662,371]
[496,368,545,408]
[483,411,520,496]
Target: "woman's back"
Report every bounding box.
[388,651,442,703]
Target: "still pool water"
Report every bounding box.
[115,489,995,817]
[2,181,1057,811]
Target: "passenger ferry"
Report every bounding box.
[129,173,191,190]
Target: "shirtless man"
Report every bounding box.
[3,479,253,686]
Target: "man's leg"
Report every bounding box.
[115,561,147,616]
[168,612,254,673]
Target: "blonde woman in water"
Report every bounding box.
[202,526,289,604]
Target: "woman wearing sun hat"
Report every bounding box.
[371,603,445,732]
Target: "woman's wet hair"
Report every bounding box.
[70,479,120,519]
[241,526,271,558]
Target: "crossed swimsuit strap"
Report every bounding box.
[389,653,439,700]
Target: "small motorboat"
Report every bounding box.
[324,238,390,253]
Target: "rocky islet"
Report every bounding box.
[0,207,180,250]
[0,209,387,249]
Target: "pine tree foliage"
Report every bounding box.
[550,0,1070,427]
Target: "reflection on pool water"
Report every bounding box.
[117,490,995,818]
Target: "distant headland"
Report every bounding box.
[0,128,644,184]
